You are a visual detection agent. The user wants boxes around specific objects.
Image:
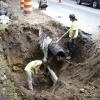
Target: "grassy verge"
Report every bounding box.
[3,79,21,100]
[0,41,21,100]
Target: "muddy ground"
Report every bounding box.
[0,0,100,100]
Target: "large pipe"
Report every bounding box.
[48,43,66,57]
[47,66,58,82]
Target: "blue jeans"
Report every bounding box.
[66,38,76,58]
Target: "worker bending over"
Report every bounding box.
[24,60,46,91]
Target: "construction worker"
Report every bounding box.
[66,14,78,60]
[24,60,46,91]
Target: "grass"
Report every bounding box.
[3,80,21,100]
[0,43,2,50]
[0,41,21,100]
[0,24,7,30]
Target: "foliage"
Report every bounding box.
[0,42,21,100]
[3,80,21,100]
[0,24,7,30]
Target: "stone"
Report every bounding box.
[80,88,85,93]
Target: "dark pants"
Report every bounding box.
[66,38,76,58]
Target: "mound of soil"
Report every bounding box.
[0,0,100,100]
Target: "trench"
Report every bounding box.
[23,29,66,93]
[0,19,97,100]
[1,0,100,99]
[0,21,66,96]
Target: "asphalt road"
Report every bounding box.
[33,0,100,38]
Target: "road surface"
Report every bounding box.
[33,0,100,39]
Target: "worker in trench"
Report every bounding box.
[65,14,79,60]
[24,59,47,91]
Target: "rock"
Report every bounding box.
[12,66,23,72]
[0,1,8,9]
[5,12,12,19]
[79,88,85,93]
[0,75,6,81]
[78,29,94,50]
[94,85,98,89]
[85,94,92,98]
[88,82,93,86]
[0,15,10,24]
[0,10,7,15]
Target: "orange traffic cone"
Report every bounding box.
[24,0,33,15]
[20,0,24,10]
[58,0,62,3]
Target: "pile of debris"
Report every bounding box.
[0,1,12,24]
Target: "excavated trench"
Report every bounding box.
[1,1,100,99]
[0,20,97,100]
[0,20,67,98]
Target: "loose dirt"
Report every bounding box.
[0,0,100,100]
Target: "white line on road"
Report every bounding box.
[52,0,100,15]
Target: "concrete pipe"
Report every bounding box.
[48,43,65,57]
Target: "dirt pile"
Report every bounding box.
[0,0,100,100]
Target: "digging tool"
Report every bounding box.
[56,29,70,43]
